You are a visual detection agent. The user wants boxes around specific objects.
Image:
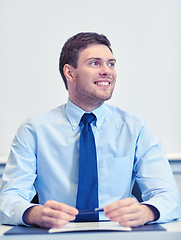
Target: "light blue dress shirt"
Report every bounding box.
[0,99,180,225]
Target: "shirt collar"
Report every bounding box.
[65,98,107,130]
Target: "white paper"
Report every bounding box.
[49,221,132,233]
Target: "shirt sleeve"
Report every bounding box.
[134,120,181,223]
[0,118,38,225]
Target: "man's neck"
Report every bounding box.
[69,97,104,112]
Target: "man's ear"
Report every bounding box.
[63,64,75,83]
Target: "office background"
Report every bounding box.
[0,0,181,160]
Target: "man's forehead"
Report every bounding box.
[79,44,114,60]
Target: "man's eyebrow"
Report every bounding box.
[86,57,116,62]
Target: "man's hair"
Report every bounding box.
[59,32,112,90]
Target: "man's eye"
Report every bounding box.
[109,62,115,68]
[90,61,99,66]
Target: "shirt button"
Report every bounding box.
[73,123,76,127]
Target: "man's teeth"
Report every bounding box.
[96,82,109,86]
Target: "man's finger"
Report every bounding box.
[104,198,137,213]
[45,200,78,215]
[42,206,76,221]
[41,215,69,228]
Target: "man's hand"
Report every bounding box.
[104,197,158,227]
[23,200,78,228]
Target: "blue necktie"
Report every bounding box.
[75,113,99,222]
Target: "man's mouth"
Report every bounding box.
[94,81,110,86]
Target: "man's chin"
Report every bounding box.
[97,92,113,101]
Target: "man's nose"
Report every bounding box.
[99,63,111,76]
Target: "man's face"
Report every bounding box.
[68,44,117,111]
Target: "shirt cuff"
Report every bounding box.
[0,199,39,226]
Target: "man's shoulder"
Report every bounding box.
[34,104,65,120]
[21,104,66,127]
[105,104,145,126]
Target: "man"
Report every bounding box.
[0,32,180,228]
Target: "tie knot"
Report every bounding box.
[81,113,96,125]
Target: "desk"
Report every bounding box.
[0,220,181,240]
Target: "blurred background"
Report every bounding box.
[0,0,181,159]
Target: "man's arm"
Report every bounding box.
[0,119,38,225]
[23,200,78,228]
[133,121,180,223]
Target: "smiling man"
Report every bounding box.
[64,44,116,112]
[0,32,180,228]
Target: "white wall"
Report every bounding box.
[0,0,181,157]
